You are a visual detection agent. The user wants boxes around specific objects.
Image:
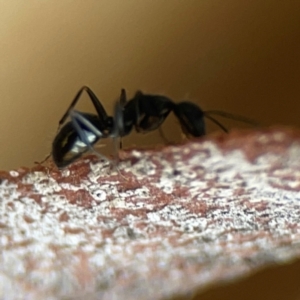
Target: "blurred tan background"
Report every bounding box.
[0,0,300,170]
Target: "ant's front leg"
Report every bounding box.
[58,86,110,130]
[69,110,112,164]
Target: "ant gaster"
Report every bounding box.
[52,86,257,168]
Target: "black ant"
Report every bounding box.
[51,86,258,168]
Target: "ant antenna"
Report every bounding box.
[204,110,259,127]
[35,154,51,166]
[204,114,229,133]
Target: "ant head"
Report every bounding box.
[52,113,110,168]
[52,122,87,168]
[132,91,175,133]
[173,102,206,137]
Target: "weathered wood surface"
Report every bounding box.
[1,128,300,299]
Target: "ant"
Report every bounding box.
[51,86,258,168]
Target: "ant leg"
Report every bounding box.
[59,86,110,129]
[158,126,173,144]
[112,100,124,163]
[69,110,111,164]
[109,91,130,180]
[118,89,127,151]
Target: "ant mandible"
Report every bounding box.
[52,86,257,168]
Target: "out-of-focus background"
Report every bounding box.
[1,1,299,170]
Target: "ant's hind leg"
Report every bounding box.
[110,95,130,180]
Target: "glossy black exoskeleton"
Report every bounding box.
[52,86,257,168]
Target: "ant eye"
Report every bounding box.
[160,108,169,115]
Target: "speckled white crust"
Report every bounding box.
[1,128,300,300]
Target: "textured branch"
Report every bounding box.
[1,128,300,299]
